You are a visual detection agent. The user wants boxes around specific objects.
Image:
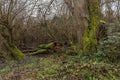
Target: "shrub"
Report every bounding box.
[98,35,120,62]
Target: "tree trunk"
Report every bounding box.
[4,40,25,60]
[83,0,101,53]
[8,28,14,43]
[0,25,25,60]
[64,0,100,53]
[64,0,89,49]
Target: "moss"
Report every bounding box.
[100,20,106,24]
[0,66,10,75]
[83,0,100,53]
[2,36,25,60]
[30,49,47,55]
[8,43,25,60]
[0,41,25,60]
[38,42,54,49]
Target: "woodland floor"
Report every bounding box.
[0,51,120,80]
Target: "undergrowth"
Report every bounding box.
[0,53,120,80]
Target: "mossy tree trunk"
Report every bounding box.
[0,25,25,60]
[3,36,25,60]
[83,0,101,53]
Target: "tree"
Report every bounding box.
[64,0,101,53]
[0,0,39,60]
[83,0,101,53]
[64,0,89,49]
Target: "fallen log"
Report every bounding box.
[30,49,47,55]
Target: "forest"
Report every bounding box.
[0,0,120,80]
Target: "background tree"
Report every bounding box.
[0,0,39,60]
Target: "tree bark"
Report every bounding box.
[0,26,25,60]
[64,0,101,53]
[64,0,89,49]
[83,0,101,53]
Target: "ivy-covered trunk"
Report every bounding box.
[83,0,100,53]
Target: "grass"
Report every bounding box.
[0,53,120,80]
[0,66,10,75]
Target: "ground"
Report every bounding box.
[0,52,120,80]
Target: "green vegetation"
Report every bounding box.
[38,42,54,49]
[0,53,119,80]
[10,44,25,60]
[31,42,54,55]
[0,0,120,80]
[83,0,100,53]
[0,66,10,75]
[30,49,47,55]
